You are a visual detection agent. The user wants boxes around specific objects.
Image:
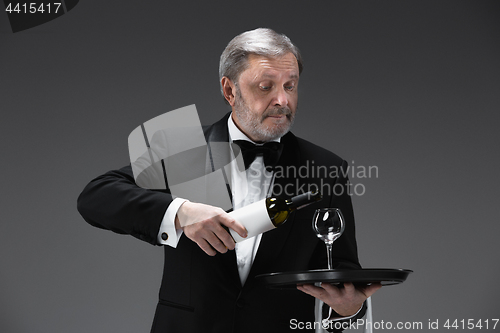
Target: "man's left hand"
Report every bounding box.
[297,282,382,317]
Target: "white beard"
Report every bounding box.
[233,89,296,142]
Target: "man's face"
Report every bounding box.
[231,53,299,143]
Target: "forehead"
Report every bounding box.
[242,53,299,80]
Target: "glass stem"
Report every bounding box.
[326,243,333,270]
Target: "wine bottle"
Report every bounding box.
[228,190,322,242]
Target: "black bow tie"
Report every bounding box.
[232,140,283,170]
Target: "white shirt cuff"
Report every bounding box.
[157,198,187,247]
[323,302,364,324]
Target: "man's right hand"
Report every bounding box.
[175,201,247,256]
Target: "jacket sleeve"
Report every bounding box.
[77,165,174,245]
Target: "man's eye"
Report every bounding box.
[285,85,294,91]
[260,86,270,90]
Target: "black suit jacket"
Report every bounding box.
[77,113,364,332]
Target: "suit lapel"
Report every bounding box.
[204,113,242,287]
[205,113,231,169]
[205,113,233,202]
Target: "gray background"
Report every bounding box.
[1,0,499,332]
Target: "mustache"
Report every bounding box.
[262,107,292,118]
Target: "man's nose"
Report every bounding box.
[272,88,289,107]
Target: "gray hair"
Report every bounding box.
[219,28,303,101]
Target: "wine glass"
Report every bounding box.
[312,208,345,270]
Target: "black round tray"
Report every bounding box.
[256,268,412,289]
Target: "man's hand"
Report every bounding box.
[297,282,381,317]
[175,201,247,256]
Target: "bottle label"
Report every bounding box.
[228,198,274,242]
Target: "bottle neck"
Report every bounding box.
[287,191,322,210]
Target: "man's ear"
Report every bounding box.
[221,77,236,106]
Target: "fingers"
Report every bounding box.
[299,282,378,317]
[297,281,382,309]
[177,202,248,255]
[297,283,345,303]
[321,282,344,297]
[297,284,331,301]
[195,238,217,256]
[219,214,248,239]
[206,226,232,253]
[361,282,382,298]
[184,218,234,255]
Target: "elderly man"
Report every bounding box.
[78,28,380,332]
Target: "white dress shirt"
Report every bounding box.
[227,115,278,286]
